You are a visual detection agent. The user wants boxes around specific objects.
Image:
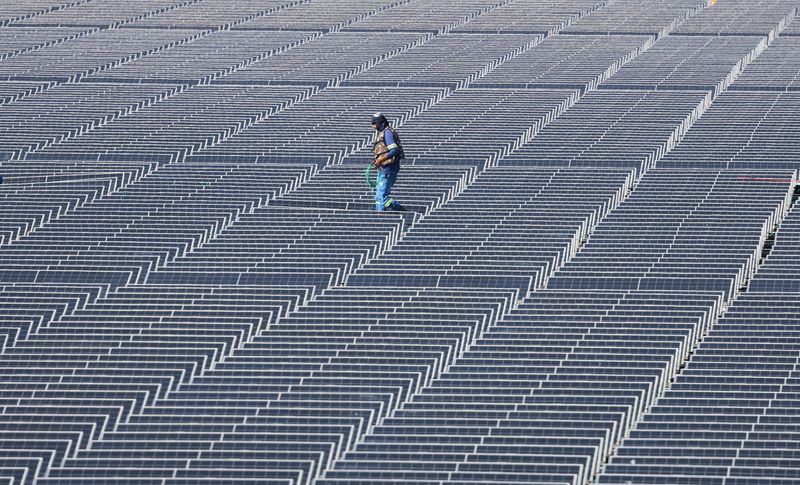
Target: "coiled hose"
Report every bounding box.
[364,163,377,189]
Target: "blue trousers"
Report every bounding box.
[375,162,401,211]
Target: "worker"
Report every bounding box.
[371,112,405,211]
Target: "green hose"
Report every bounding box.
[365,163,377,189]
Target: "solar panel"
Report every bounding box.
[600,35,769,92]
[9,0,198,28]
[232,0,424,33]
[126,0,302,30]
[0,1,92,28]
[730,37,800,91]
[671,0,796,36]
[0,27,214,84]
[659,91,800,170]
[450,0,607,35]
[560,0,707,36]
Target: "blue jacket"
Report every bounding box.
[379,127,405,163]
[383,128,400,160]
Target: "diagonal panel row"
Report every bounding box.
[450,0,607,34]
[0,166,143,244]
[0,26,95,62]
[195,86,445,162]
[0,0,86,27]
[340,0,510,34]
[729,36,800,91]
[259,163,478,213]
[748,192,800,292]
[549,170,794,301]
[599,34,771,93]
[7,0,201,28]
[784,12,800,35]
[82,29,321,85]
[341,88,579,167]
[32,84,317,161]
[226,0,407,33]
[123,0,307,30]
[671,0,797,35]
[0,27,207,82]
[472,33,652,91]
[341,32,544,89]
[500,90,709,174]
[214,31,431,87]
[659,91,800,170]
[0,80,54,106]
[0,283,106,351]
[560,0,707,36]
[0,82,181,159]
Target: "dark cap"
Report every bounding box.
[371,112,387,126]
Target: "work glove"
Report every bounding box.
[374,154,391,167]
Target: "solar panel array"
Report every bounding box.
[1,0,800,484]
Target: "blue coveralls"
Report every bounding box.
[375,128,402,211]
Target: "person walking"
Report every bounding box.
[371,113,405,212]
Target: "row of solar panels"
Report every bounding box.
[661,91,800,169]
